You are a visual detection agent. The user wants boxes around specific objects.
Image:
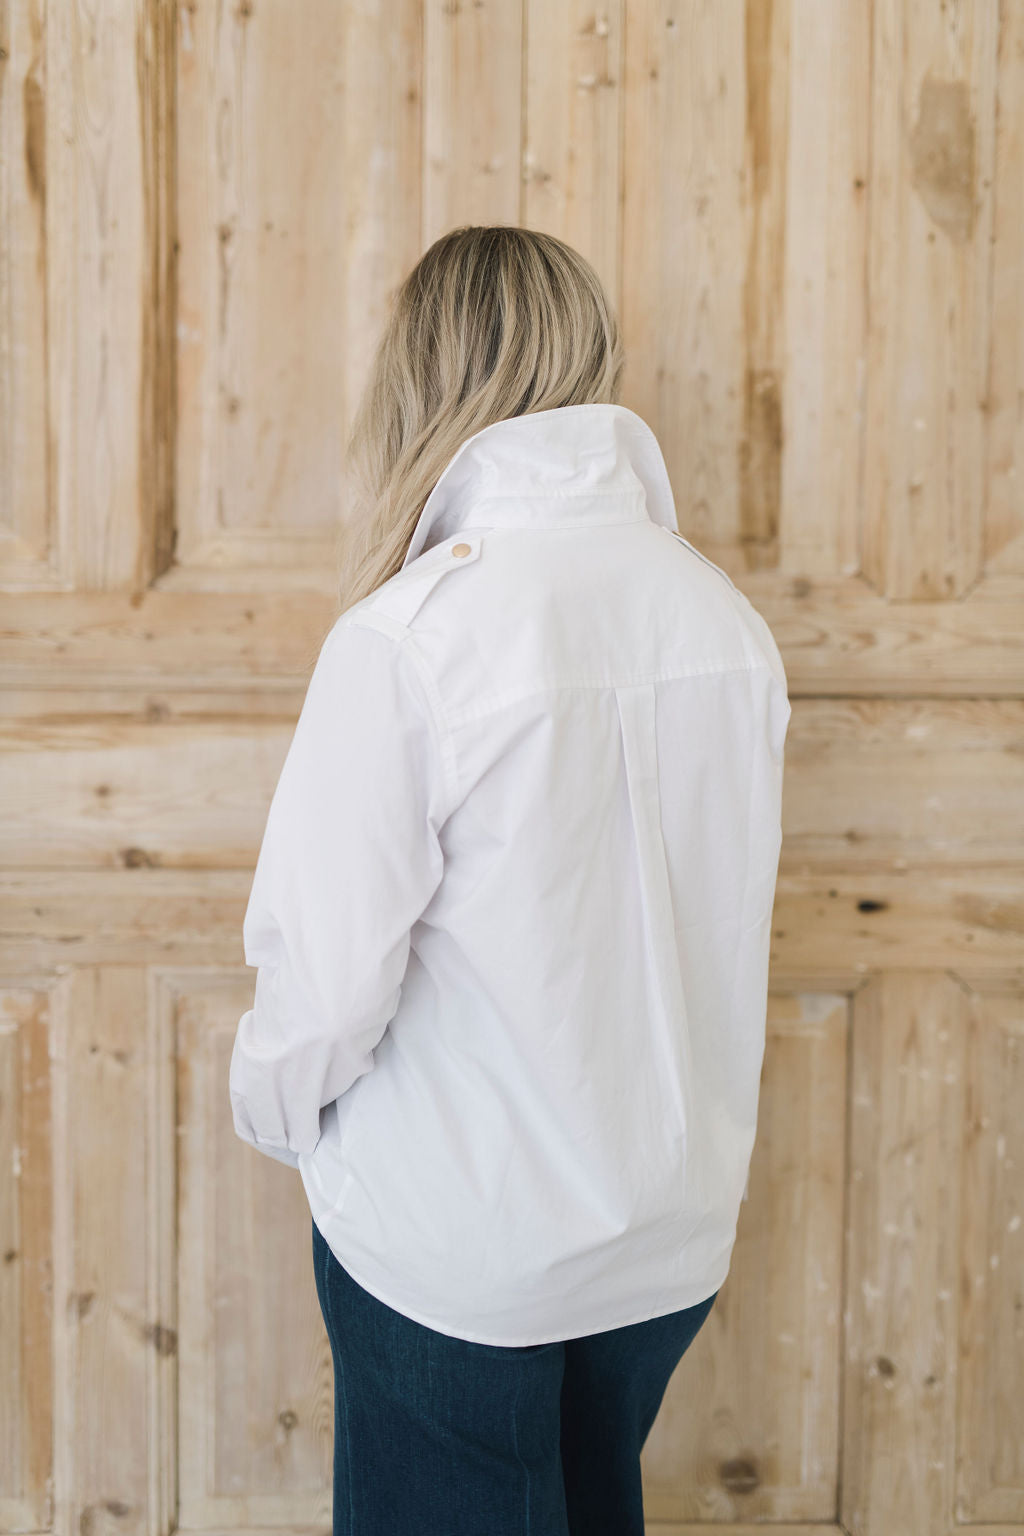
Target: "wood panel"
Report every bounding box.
[840,973,969,1532]
[523,0,625,308]
[957,990,1024,1523]
[643,995,847,1522]
[622,0,749,547]
[0,985,53,1532]
[0,0,168,592]
[5,697,1024,874]
[862,0,999,601]
[1,862,1023,988]
[174,0,421,589]
[51,965,175,1536]
[174,973,330,1529]
[0,1,49,588]
[422,0,523,239]
[2,576,1024,697]
[1,1,1022,1532]
[987,0,1024,574]
[780,0,868,580]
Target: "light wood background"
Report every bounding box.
[1,1,1022,1532]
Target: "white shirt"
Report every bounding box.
[229,402,791,1346]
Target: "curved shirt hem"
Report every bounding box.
[309,1204,733,1348]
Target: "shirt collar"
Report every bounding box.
[400,402,677,569]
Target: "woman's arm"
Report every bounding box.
[229,617,447,1167]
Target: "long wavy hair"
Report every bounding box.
[336,226,625,614]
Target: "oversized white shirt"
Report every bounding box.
[229,401,791,1346]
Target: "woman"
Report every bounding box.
[229,225,791,1534]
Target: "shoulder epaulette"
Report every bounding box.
[663,527,740,595]
[348,534,483,635]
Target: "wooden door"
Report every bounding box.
[1,3,1020,1533]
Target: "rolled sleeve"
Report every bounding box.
[229,616,448,1165]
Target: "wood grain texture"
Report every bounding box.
[621,0,748,545]
[0,863,1022,985]
[422,0,523,239]
[840,973,969,1533]
[4,697,1024,873]
[780,0,868,580]
[0,0,50,589]
[174,973,330,1528]
[1,1,1023,1530]
[957,991,1024,1522]
[0,985,53,1531]
[0,575,1022,696]
[52,965,175,1535]
[738,0,789,569]
[522,0,624,305]
[643,994,846,1522]
[175,0,422,587]
[65,1,152,591]
[861,0,999,600]
[986,0,1024,575]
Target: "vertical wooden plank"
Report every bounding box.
[862,0,999,600]
[642,996,846,1522]
[54,966,173,1536]
[149,963,178,1533]
[336,0,422,486]
[956,991,1024,1523]
[176,975,330,1529]
[841,973,968,1535]
[176,1,344,567]
[135,0,178,586]
[41,0,76,592]
[780,0,869,581]
[176,0,422,583]
[986,0,1024,574]
[422,0,524,243]
[522,0,625,310]
[621,0,748,551]
[0,0,52,587]
[0,987,53,1531]
[49,0,152,591]
[738,0,789,572]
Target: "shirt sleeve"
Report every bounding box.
[228,616,449,1168]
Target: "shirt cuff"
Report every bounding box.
[239,1127,302,1169]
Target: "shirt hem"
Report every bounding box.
[310,1210,732,1348]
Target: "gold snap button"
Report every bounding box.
[451,542,472,558]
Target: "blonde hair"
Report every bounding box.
[336,225,625,614]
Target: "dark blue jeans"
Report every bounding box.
[312,1216,717,1535]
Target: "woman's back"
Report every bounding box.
[235,402,791,1346]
